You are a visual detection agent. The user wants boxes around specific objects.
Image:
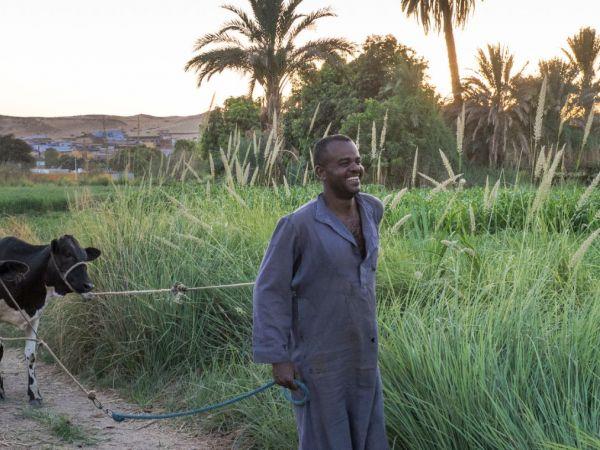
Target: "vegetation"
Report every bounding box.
[400,0,479,105]
[22,408,96,445]
[109,145,165,176]
[1,167,595,448]
[562,26,600,119]
[0,134,34,167]
[462,44,528,167]
[185,0,353,125]
[0,185,112,215]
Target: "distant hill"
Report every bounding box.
[0,113,207,140]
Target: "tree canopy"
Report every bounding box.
[0,135,35,167]
[185,0,353,126]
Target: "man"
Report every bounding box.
[253,134,388,449]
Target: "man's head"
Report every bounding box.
[314,135,364,199]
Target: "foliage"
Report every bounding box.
[16,180,595,449]
[0,134,34,167]
[109,145,165,176]
[44,148,60,167]
[174,139,197,154]
[185,0,353,125]
[562,27,600,116]
[462,44,529,167]
[341,94,454,185]
[400,0,479,104]
[284,34,453,181]
[199,96,261,157]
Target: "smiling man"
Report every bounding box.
[253,135,389,449]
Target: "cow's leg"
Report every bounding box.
[0,338,4,400]
[24,319,42,405]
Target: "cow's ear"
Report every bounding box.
[85,247,101,261]
[51,239,59,254]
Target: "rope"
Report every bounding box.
[50,253,87,294]
[85,281,255,297]
[110,379,309,422]
[0,278,105,410]
[0,277,308,424]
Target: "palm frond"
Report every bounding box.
[285,7,336,44]
[193,30,243,51]
[185,46,252,85]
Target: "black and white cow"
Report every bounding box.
[0,235,101,405]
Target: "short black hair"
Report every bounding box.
[313,134,354,166]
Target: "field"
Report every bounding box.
[1,180,599,449]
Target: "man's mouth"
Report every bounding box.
[347,176,360,183]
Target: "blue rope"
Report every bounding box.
[110,379,309,422]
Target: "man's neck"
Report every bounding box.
[322,189,357,217]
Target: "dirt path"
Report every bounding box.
[0,348,232,449]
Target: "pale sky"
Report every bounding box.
[0,0,598,117]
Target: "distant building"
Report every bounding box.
[91,129,127,143]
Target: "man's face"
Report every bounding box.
[316,140,364,199]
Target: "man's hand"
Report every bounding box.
[272,362,298,390]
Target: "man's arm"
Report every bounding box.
[252,216,298,389]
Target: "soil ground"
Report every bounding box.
[0,348,232,449]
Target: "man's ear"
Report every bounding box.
[85,247,101,261]
[51,239,59,254]
[315,165,326,181]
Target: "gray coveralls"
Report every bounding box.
[253,193,389,449]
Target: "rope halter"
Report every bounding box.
[50,251,88,293]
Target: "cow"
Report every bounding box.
[0,235,101,405]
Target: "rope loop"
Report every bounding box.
[281,380,310,406]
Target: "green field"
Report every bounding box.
[1,182,599,449]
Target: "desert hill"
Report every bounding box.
[0,113,207,140]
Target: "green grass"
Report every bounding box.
[4,181,599,448]
[21,407,97,445]
[0,185,112,215]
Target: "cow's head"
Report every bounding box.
[0,260,29,284]
[50,235,101,295]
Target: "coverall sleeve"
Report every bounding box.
[252,216,298,364]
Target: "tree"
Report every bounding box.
[44,148,60,167]
[0,134,34,167]
[199,96,262,156]
[562,27,600,118]
[537,58,579,142]
[462,44,528,167]
[400,0,480,105]
[341,80,454,185]
[185,0,354,126]
[174,139,197,154]
[284,35,429,152]
[110,145,165,176]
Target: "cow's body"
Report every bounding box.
[0,235,100,405]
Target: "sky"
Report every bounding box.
[0,0,598,117]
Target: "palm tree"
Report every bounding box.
[538,58,579,140]
[185,0,353,127]
[562,27,600,118]
[400,0,480,105]
[462,44,528,167]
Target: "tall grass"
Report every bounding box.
[19,178,596,448]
